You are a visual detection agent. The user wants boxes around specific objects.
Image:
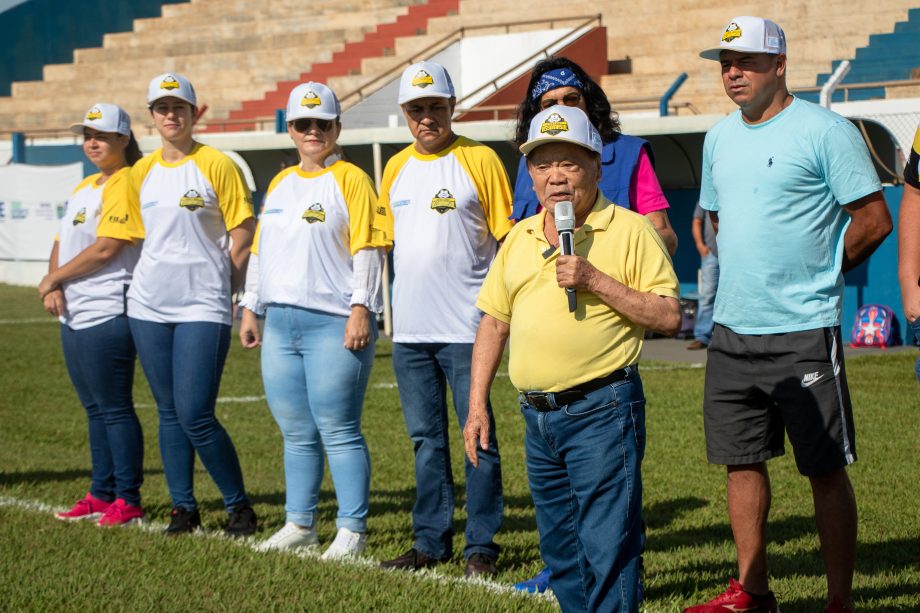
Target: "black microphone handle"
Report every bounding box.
[559,230,577,313]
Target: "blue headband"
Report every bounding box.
[531,68,584,100]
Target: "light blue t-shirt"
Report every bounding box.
[700,97,881,334]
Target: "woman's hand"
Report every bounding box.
[38,273,59,298]
[239,308,262,348]
[43,289,66,317]
[344,305,372,351]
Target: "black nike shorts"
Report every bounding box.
[703,324,856,476]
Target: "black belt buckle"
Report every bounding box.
[522,392,556,412]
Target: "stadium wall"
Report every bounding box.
[0,0,187,96]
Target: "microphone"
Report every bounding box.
[554,201,577,313]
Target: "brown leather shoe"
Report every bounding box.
[379,548,446,571]
[686,340,708,350]
[464,553,497,578]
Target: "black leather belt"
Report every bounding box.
[519,366,634,412]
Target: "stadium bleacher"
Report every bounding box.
[1,0,918,134]
[801,7,920,103]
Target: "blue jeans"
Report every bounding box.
[522,368,646,613]
[129,318,249,511]
[392,342,503,560]
[911,318,920,384]
[694,253,719,345]
[261,306,374,531]
[61,315,144,506]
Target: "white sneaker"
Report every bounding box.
[256,522,318,552]
[321,527,367,560]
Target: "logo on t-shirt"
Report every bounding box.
[411,70,434,88]
[540,113,569,135]
[108,213,128,224]
[72,207,86,226]
[430,188,456,214]
[722,22,742,43]
[179,189,205,211]
[301,91,322,108]
[302,203,326,223]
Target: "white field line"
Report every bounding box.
[152,366,703,407]
[0,495,554,603]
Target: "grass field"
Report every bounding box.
[1,282,918,612]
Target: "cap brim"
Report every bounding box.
[700,46,782,61]
[69,122,87,135]
[286,109,339,122]
[520,136,599,156]
[699,47,725,61]
[398,91,453,105]
[147,93,197,107]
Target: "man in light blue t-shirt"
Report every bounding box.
[685,16,892,613]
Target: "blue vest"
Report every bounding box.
[511,134,650,220]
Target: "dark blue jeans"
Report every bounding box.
[912,318,920,384]
[129,319,249,511]
[392,342,503,560]
[522,368,645,613]
[61,315,143,506]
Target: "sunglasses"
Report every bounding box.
[540,92,583,110]
[290,118,335,133]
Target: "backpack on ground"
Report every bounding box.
[850,304,900,348]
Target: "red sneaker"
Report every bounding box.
[55,493,112,521]
[684,578,779,612]
[98,498,145,527]
[824,597,854,613]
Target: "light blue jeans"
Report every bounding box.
[261,305,374,532]
[694,253,720,345]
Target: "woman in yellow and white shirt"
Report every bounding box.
[127,73,256,537]
[239,82,390,558]
[39,103,146,527]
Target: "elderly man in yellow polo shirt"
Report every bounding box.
[463,105,680,613]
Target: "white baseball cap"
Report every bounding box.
[70,103,131,136]
[286,82,340,122]
[700,16,787,61]
[147,72,197,107]
[398,61,455,105]
[520,105,603,156]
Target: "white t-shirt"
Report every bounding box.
[56,168,143,330]
[126,144,253,325]
[378,136,513,343]
[246,161,390,316]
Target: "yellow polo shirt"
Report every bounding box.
[476,194,679,392]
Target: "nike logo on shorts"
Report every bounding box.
[801,371,825,388]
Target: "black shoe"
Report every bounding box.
[225,504,257,538]
[379,548,447,571]
[464,553,497,578]
[164,507,201,536]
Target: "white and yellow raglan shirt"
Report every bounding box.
[905,124,920,190]
[377,136,514,343]
[240,160,391,316]
[126,144,253,325]
[57,167,143,330]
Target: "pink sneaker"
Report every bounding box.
[684,578,779,612]
[55,493,112,521]
[98,498,145,527]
